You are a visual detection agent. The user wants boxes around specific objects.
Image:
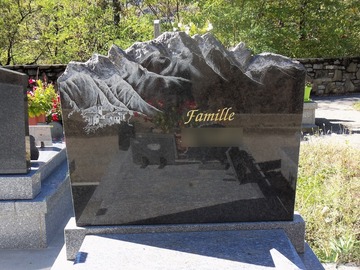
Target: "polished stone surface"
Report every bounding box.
[59,32,306,226]
[0,67,30,174]
[72,230,306,269]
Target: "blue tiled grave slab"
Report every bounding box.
[59,32,305,226]
[0,67,30,174]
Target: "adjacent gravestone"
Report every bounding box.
[59,32,305,227]
[29,125,53,147]
[0,67,30,174]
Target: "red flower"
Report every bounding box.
[28,78,36,84]
[52,113,59,121]
[52,99,58,108]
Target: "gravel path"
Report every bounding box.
[313,93,360,135]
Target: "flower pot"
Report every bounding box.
[304,86,312,102]
[28,114,46,125]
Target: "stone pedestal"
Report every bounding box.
[0,144,73,248]
[52,213,324,270]
[0,144,66,200]
[64,214,306,261]
[302,101,318,130]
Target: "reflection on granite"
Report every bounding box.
[59,32,305,226]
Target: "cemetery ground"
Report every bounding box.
[298,94,360,269]
[298,139,360,267]
[0,95,359,270]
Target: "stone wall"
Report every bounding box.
[3,57,360,95]
[4,65,67,86]
[297,57,360,95]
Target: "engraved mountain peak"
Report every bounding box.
[58,32,305,131]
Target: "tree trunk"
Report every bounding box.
[113,0,121,26]
[299,0,308,41]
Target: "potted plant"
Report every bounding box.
[129,99,198,166]
[27,78,58,125]
[146,99,198,133]
[302,81,317,127]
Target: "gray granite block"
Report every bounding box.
[0,143,66,200]
[0,159,73,249]
[302,101,318,125]
[72,230,306,269]
[29,125,53,147]
[0,67,30,174]
[65,213,305,260]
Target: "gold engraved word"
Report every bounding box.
[184,107,235,125]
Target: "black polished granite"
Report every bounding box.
[59,32,305,226]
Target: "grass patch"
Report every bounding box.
[296,139,360,264]
[354,101,360,111]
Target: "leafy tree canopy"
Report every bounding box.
[1,0,359,65]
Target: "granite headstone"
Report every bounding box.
[59,32,305,226]
[0,67,30,174]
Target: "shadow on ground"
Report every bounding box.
[311,118,360,135]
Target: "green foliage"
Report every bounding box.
[296,139,360,264]
[0,0,154,64]
[27,79,57,117]
[1,0,359,65]
[179,0,360,57]
[354,102,360,111]
[0,0,38,65]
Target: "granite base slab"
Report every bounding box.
[64,213,305,260]
[64,229,323,270]
[0,143,66,200]
[0,154,73,249]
